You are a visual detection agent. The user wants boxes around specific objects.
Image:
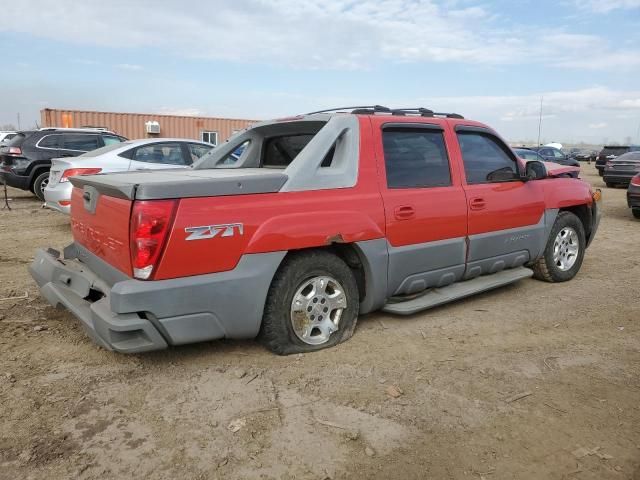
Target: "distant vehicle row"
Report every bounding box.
[45,139,214,214]
[595,145,640,176]
[0,128,215,204]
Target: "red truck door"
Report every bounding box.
[454,126,546,279]
[374,121,468,296]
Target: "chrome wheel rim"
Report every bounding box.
[552,227,579,271]
[40,177,49,194]
[290,276,346,345]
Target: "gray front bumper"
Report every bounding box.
[29,246,286,353]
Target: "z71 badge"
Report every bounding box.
[184,223,244,241]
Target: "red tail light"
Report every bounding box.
[130,200,177,280]
[60,168,102,182]
[7,147,22,155]
[632,175,640,187]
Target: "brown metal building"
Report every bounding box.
[40,108,258,145]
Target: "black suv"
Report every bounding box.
[0,128,127,200]
[595,145,640,176]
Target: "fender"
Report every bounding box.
[541,178,593,209]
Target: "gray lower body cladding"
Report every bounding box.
[29,246,286,353]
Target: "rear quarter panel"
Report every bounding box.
[153,117,386,280]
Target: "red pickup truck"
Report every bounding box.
[30,106,601,355]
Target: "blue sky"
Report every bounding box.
[1,0,640,144]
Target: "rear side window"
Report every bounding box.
[133,143,186,165]
[63,134,100,152]
[188,143,213,162]
[382,128,451,188]
[262,135,315,167]
[38,134,62,149]
[458,132,519,184]
[102,135,125,146]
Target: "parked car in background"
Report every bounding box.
[628,173,640,219]
[513,148,579,178]
[0,128,127,201]
[45,139,215,214]
[527,146,581,168]
[571,149,596,163]
[0,131,17,144]
[603,151,640,188]
[595,145,640,176]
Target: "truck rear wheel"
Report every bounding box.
[532,211,585,283]
[259,251,359,355]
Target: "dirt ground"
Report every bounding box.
[1,165,639,480]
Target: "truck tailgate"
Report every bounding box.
[70,186,133,276]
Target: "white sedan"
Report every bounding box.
[44,138,214,214]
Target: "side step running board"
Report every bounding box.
[382,267,534,316]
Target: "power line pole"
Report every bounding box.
[536,96,543,146]
[16,113,21,130]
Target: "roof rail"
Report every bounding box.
[306,105,391,115]
[304,106,463,119]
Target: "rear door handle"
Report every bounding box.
[394,205,415,220]
[469,197,486,210]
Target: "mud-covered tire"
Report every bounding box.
[532,211,586,283]
[32,171,50,202]
[259,250,359,355]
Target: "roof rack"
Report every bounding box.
[38,127,114,133]
[305,106,463,119]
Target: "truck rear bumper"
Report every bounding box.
[29,245,286,353]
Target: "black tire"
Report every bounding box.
[532,211,586,283]
[32,171,50,202]
[598,170,603,177]
[633,208,640,220]
[605,181,615,188]
[259,250,359,355]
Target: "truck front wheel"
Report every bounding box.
[532,211,586,282]
[259,251,359,355]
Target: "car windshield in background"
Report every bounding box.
[514,149,541,161]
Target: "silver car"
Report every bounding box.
[44,138,214,214]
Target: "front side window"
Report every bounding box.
[458,131,519,184]
[201,131,218,145]
[133,143,185,165]
[382,128,451,188]
[63,134,100,152]
[38,134,62,149]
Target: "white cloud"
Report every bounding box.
[588,122,608,129]
[115,63,143,71]
[0,0,637,71]
[574,0,640,12]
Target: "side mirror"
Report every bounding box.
[523,160,547,181]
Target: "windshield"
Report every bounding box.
[79,141,131,157]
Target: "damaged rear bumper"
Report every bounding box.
[29,244,286,353]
